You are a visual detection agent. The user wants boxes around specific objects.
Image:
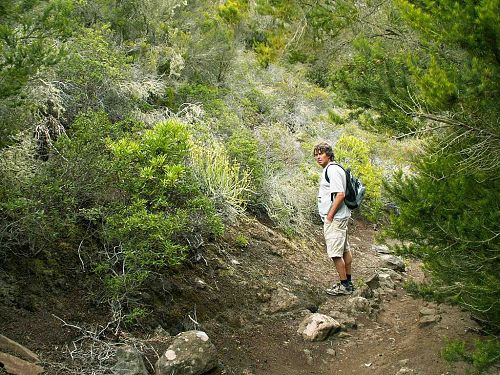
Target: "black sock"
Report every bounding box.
[347,274,352,282]
[341,279,349,287]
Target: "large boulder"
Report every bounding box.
[155,331,218,375]
[297,313,340,342]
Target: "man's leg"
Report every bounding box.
[332,256,347,280]
[343,250,352,276]
[324,219,352,295]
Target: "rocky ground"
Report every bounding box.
[0,216,496,374]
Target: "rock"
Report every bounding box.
[338,332,352,338]
[297,313,341,342]
[326,348,336,356]
[365,273,380,290]
[0,335,39,363]
[347,297,372,314]
[419,307,437,316]
[0,352,43,375]
[396,367,419,374]
[327,311,357,330]
[154,325,171,337]
[419,314,441,327]
[155,331,218,375]
[113,346,148,375]
[265,288,301,314]
[303,349,313,365]
[194,278,207,289]
[378,273,395,290]
[372,244,391,254]
[379,254,406,272]
[379,268,404,281]
[352,284,373,299]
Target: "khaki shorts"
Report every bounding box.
[323,218,350,258]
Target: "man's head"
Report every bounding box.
[313,142,334,168]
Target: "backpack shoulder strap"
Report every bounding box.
[325,162,345,183]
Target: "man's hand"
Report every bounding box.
[327,191,345,223]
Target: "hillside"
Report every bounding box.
[1,0,498,373]
[0,216,491,374]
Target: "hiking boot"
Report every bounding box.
[326,283,352,296]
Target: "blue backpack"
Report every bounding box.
[325,163,366,209]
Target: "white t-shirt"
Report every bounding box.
[317,162,351,222]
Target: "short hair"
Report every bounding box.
[313,142,334,161]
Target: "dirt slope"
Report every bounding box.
[0,216,491,374]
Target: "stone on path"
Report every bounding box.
[419,314,441,327]
[378,273,396,290]
[265,287,301,314]
[372,244,392,254]
[379,254,406,272]
[327,311,357,330]
[365,273,380,290]
[419,306,437,316]
[347,297,372,314]
[297,313,340,342]
[155,330,218,375]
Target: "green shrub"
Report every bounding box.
[227,128,265,204]
[442,340,467,363]
[384,142,500,330]
[327,110,345,125]
[103,119,224,299]
[442,339,500,373]
[328,38,415,134]
[0,112,223,320]
[334,135,383,221]
[190,140,251,217]
[235,234,249,248]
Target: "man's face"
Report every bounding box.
[314,151,330,168]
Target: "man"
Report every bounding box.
[314,142,353,296]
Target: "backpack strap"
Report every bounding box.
[324,162,346,202]
[324,162,345,184]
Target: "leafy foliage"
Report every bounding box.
[442,339,500,373]
[0,0,74,98]
[384,144,500,329]
[0,112,222,317]
[190,140,251,216]
[335,135,383,220]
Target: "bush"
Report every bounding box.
[328,37,415,134]
[227,128,266,204]
[0,112,223,319]
[442,339,500,373]
[103,118,224,300]
[190,140,251,217]
[334,135,383,221]
[384,142,500,330]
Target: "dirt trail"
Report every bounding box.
[206,219,485,375]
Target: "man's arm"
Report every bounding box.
[326,191,345,222]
